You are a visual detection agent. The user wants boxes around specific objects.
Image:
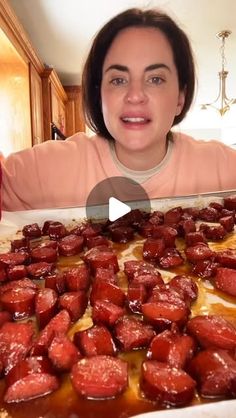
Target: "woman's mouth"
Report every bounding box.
[121,116,151,125]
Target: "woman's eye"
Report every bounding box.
[147,76,164,85]
[110,77,127,86]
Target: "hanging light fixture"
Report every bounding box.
[201,30,236,116]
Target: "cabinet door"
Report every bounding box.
[29,63,44,144]
[51,83,66,134]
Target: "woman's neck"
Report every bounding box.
[114,137,169,171]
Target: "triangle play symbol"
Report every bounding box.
[108,197,131,222]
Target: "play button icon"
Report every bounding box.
[85,176,151,221]
[109,197,131,222]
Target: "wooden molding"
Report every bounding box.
[0,0,44,73]
[42,68,68,102]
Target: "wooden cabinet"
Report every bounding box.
[42,68,68,140]
[0,0,85,151]
[0,0,45,150]
[64,85,85,136]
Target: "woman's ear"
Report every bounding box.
[176,89,186,116]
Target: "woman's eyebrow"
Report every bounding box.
[104,63,171,73]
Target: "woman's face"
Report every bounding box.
[101,26,185,153]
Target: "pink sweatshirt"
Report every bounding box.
[1,132,236,211]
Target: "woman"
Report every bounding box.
[1,8,236,211]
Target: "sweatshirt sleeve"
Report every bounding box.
[1,133,88,211]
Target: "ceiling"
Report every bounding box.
[7,0,236,132]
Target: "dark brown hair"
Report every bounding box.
[82,8,195,139]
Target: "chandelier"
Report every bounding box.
[201,30,236,116]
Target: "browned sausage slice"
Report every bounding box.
[58,234,84,256]
[64,264,90,291]
[0,321,35,374]
[214,267,236,296]
[7,265,28,281]
[35,288,58,329]
[27,262,55,279]
[0,287,36,320]
[4,356,59,403]
[114,316,155,351]
[71,355,128,399]
[31,309,71,356]
[31,246,58,263]
[189,348,236,398]
[73,324,116,357]
[0,252,29,267]
[141,360,196,406]
[147,326,196,368]
[186,315,236,349]
[59,291,88,321]
[48,335,80,371]
[92,300,125,327]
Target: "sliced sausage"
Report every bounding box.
[94,267,117,285]
[58,234,84,256]
[185,243,214,264]
[124,260,157,281]
[64,264,90,291]
[30,246,58,263]
[30,309,71,356]
[142,300,189,330]
[48,222,67,240]
[186,315,236,349]
[143,238,165,261]
[141,360,196,406]
[0,311,12,328]
[0,287,36,320]
[219,215,235,232]
[151,225,177,247]
[86,235,110,249]
[90,280,126,307]
[27,262,55,279]
[215,249,236,269]
[59,291,88,321]
[114,316,155,351]
[48,335,80,371]
[35,288,58,329]
[127,283,148,314]
[201,224,227,241]
[110,226,134,243]
[0,266,7,282]
[199,207,219,222]
[168,275,198,304]
[147,326,196,368]
[7,265,28,281]
[191,259,219,279]
[224,194,236,211]
[188,348,236,398]
[214,267,236,296]
[10,237,29,252]
[92,300,125,327]
[73,324,116,357]
[22,223,41,238]
[132,272,164,291]
[158,248,184,269]
[45,271,66,294]
[0,252,29,267]
[0,321,35,374]
[71,355,128,399]
[164,206,183,225]
[0,278,38,295]
[185,231,206,247]
[4,356,59,403]
[82,247,119,274]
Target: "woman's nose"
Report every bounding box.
[124,81,147,104]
